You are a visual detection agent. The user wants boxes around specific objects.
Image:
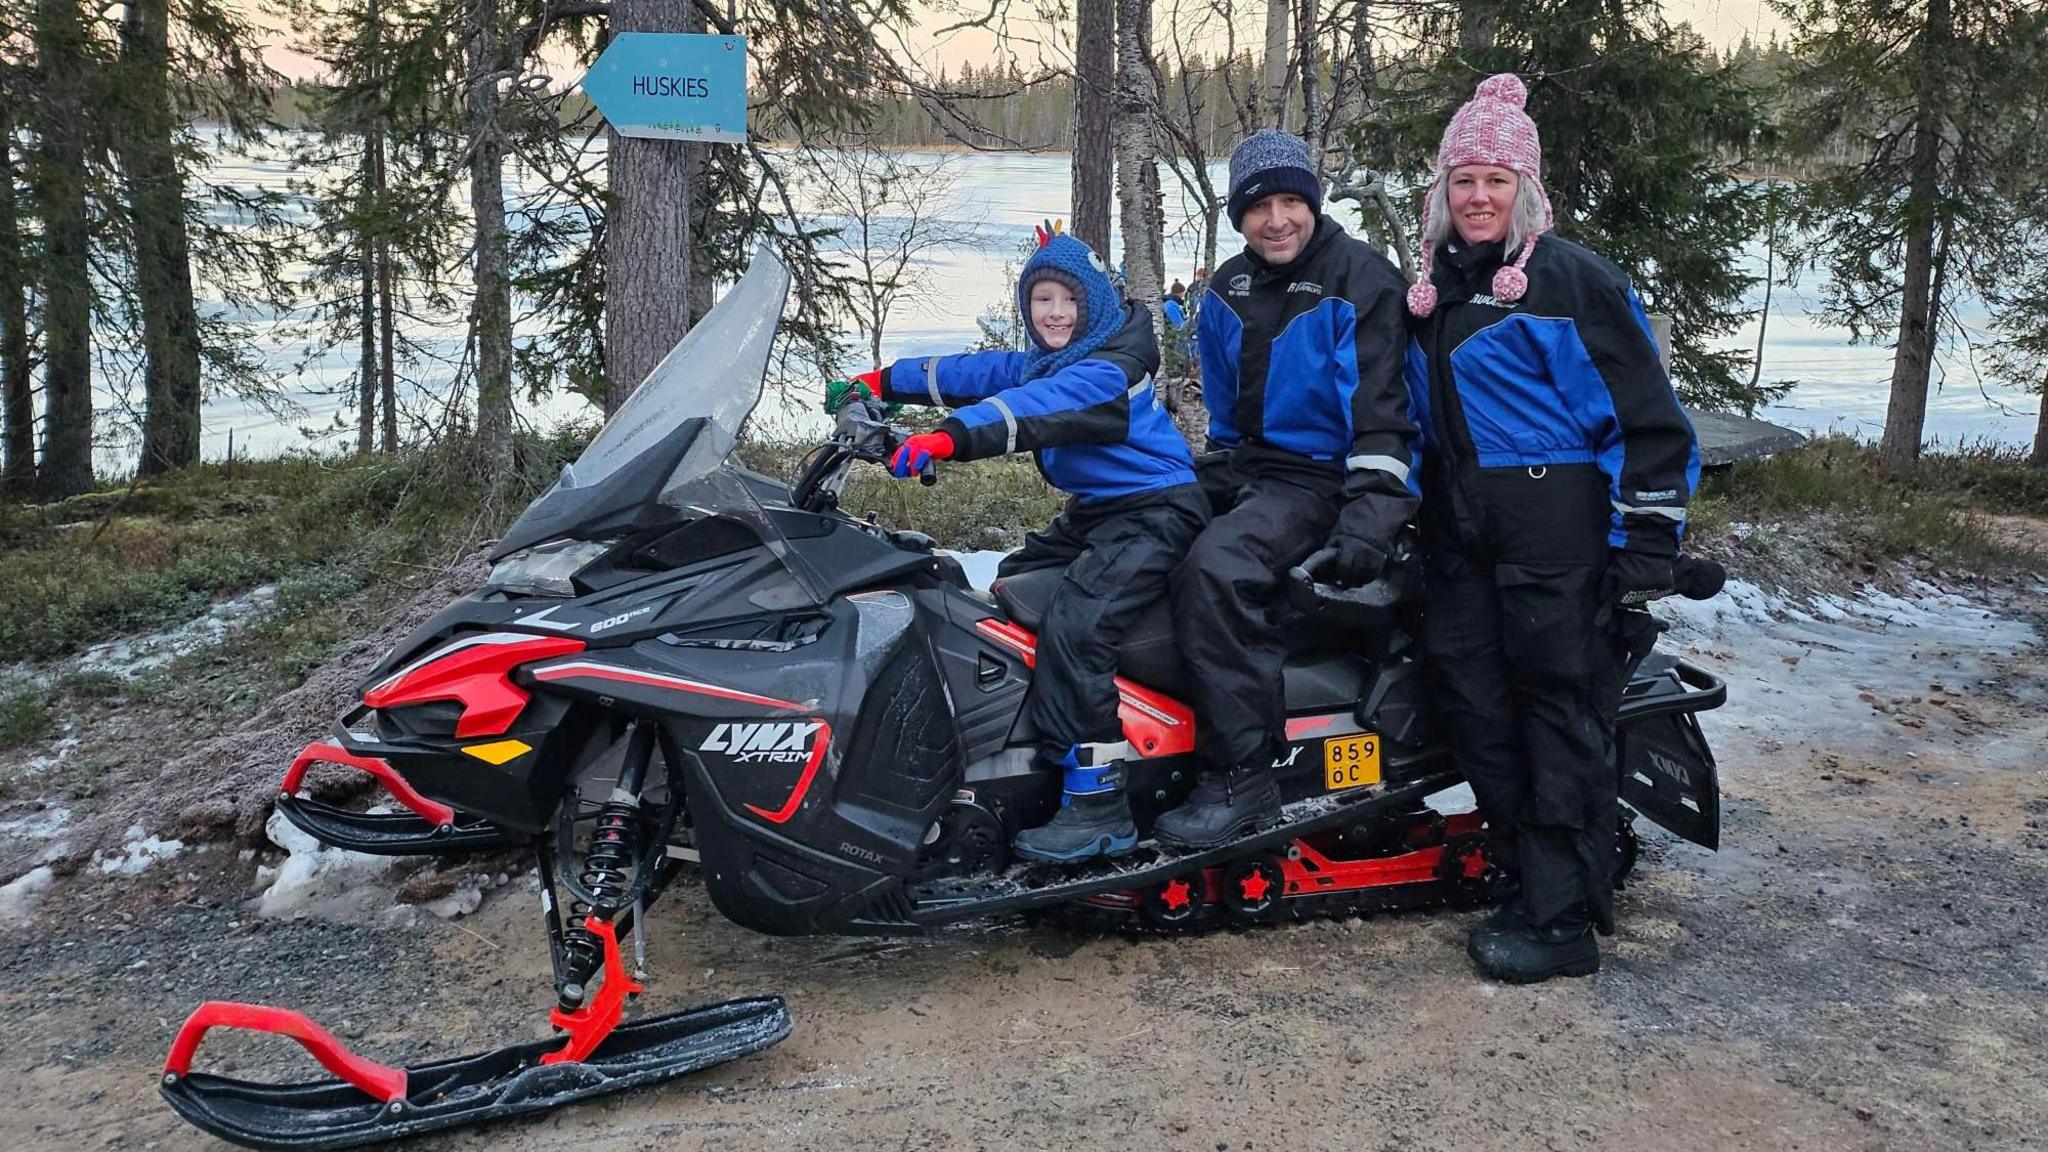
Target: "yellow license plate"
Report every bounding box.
[1324,733,1381,792]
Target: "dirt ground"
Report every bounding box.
[2,570,2044,1151]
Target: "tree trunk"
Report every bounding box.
[1071,0,1115,255]
[681,0,714,327]
[1296,0,1323,157]
[1116,0,1164,332]
[0,106,33,492]
[1262,0,1290,128]
[1879,0,1950,472]
[358,211,376,454]
[603,0,695,412]
[33,0,94,498]
[467,0,513,483]
[121,0,203,476]
[2033,378,2047,466]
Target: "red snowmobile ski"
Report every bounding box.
[172,248,1727,1149]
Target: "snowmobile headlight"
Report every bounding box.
[487,538,613,597]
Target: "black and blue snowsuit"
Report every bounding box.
[1407,233,1700,934]
[1177,215,1421,769]
[876,235,1206,758]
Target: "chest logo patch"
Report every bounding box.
[1228,273,1252,295]
[1468,293,1515,308]
[1287,281,1323,295]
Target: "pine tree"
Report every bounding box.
[1072,0,1114,253]
[117,0,204,475]
[1777,0,2048,467]
[0,64,33,493]
[30,0,96,498]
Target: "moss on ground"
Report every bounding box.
[1692,436,2047,571]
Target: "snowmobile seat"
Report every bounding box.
[988,567,1386,707]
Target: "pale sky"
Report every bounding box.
[246,0,1789,85]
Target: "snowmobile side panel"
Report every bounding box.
[159,997,792,1152]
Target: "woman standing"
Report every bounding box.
[1404,74,1700,983]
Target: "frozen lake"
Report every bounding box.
[94,142,2043,471]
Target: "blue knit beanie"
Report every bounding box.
[1017,233,1126,382]
[1227,130,1322,229]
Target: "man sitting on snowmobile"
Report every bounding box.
[825,223,1207,862]
[1152,129,1420,850]
[1403,74,1699,983]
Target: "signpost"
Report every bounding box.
[581,33,748,142]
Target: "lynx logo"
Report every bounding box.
[1269,745,1304,770]
[588,605,654,634]
[1228,273,1252,295]
[1646,747,1692,787]
[700,721,825,764]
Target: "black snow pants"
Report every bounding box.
[1421,462,1630,934]
[998,484,1209,754]
[1170,447,1345,769]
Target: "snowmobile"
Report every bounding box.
[165,248,1729,1150]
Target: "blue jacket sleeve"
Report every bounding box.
[879,350,1031,408]
[1329,265,1422,562]
[1547,283,1700,555]
[937,357,1140,462]
[1196,288,1239,449]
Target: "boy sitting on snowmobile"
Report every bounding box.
[825,223,1207,862]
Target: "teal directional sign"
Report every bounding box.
[582,33,748,143]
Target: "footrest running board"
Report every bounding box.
[159,997,792,1151]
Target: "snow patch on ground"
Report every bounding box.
[1653,577,2036,752]
[92,824,185,876]
[0,867,53,923]
[74,584,278,679]
[252,809,401,920]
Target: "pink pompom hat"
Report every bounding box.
[1407,73,1555,318]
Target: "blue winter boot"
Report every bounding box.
[1013,748,1139,863]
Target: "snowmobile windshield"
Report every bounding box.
[491,246,792,565]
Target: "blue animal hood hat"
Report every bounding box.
[1017,224,1126,382]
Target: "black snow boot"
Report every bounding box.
[1467,908,1600,984]
[1152,763,1282,850]
[1014,752,1138,863]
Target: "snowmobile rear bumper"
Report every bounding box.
[158,995,792,1151]
[276,741,525,856]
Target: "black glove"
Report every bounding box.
[1605,548,1675,607]
[1323,534,1389,588]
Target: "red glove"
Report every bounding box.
[890,431,954,478]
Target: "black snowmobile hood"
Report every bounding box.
[492,248,792,562]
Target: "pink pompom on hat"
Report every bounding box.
[1407,73,1556,318]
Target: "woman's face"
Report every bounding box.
[1448,165,1519,245]
[1029,280,1079,350]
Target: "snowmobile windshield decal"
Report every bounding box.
[529,661,808,712]
[973,619,1195,757]
[363,633,587,739]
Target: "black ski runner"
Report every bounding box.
[159,997,790,1152]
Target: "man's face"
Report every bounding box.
[1241,194,1315,264]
